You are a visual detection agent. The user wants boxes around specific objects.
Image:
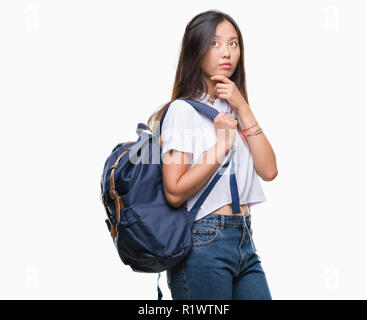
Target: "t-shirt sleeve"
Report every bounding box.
[160,99,196,160]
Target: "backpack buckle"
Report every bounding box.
[109,188,118,199]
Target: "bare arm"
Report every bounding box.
[162,140,230,208]
[237,107,278,181]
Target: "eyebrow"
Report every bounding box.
[214,35,239,40]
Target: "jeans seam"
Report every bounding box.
[181,261,191,299]
[244,222,256,253]
[235,224,247,276]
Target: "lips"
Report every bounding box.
[220,63,231,66]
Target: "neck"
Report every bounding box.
[204,75,219,100]
[206,93,217,105]
[208,92,217,99]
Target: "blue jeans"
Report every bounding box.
[166,213,272,300]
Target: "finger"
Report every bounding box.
[215,83,229,89]
[210,75,232,84]
[216,88,226,94]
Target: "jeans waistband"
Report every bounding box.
[194,212,251,228]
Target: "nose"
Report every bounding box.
[220,44,230,58]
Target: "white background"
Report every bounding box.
[0,0,366,299]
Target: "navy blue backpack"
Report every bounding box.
[100,99,241,299]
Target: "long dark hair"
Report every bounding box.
[147,9,249,133]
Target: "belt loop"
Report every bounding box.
[221,214,225,230]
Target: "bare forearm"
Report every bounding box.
[174,141,229,207]
[237,107,278,181]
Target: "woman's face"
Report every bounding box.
[201,20,240,83]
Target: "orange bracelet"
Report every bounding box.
[241,121,258,145]
[241,130,246,145]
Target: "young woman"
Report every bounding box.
[147,10,278,300]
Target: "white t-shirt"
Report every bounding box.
[160,92,266,221]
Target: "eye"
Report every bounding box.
[211,40,238,48]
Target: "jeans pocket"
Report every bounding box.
[192,224,219,247]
